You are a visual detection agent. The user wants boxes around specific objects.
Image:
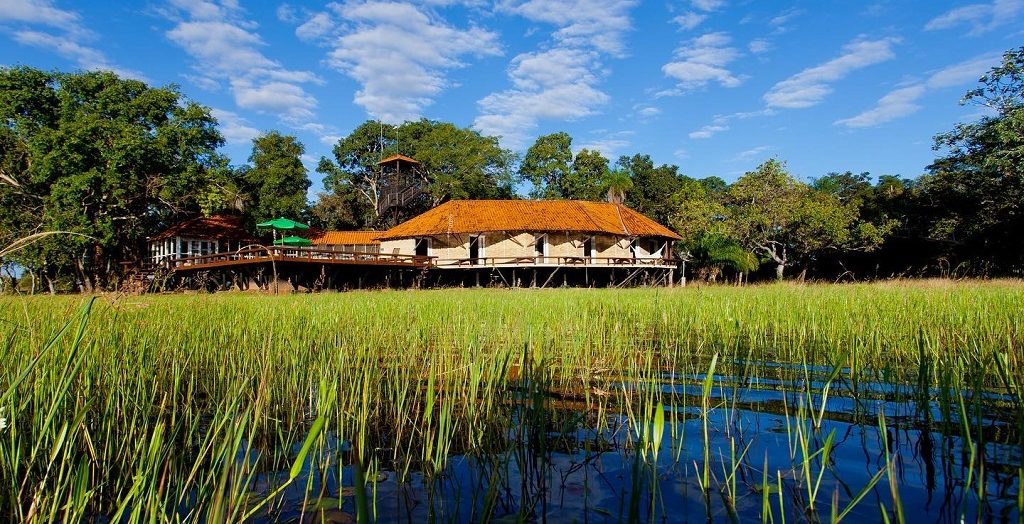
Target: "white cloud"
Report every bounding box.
[320,134,343,146]
[689,124,728,139]
[634,104,661,119]
[475,48,609,146]
[211,108,260,144]
[304,1,499,124]
[764,37,898,109]
[296,11,333,41]
[496,0,637,55]
[12,30,126,74]
[834,85,924,128]
[769,8,802,28]
[0,0,83,33]
[925,0,1023,35]
[835,54,997,128]
[0,0,140,77]
[577,131,632,158]
[276,3,299,23]
[163,1,322,125]
[924,54,997,88]
[687,108,773,140]
[736,145,772,160]
[661,32,741,94]
[231,79,317,121]
[672,12,706,30]
[475,0,637,147]
[690,0,725,11]
[748,38,771,54]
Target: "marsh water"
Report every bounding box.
[247,362,1021,523]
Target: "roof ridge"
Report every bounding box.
[613,203,631,236]
[576,201,608,235]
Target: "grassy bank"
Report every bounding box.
[1,282,1022,521]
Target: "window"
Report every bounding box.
[415,237,430,257]
[535,234,547,261]
[583,236,594,259]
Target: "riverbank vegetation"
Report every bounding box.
[2,48,1022,292]
[1,283,1021,521]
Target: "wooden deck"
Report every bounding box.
[433,255,677,269]
[156,248,676,275]
[165,246,433,272]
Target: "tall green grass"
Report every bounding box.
[0,281,1021,521]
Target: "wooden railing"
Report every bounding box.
[165,246,434,270]
[433,255,678,268]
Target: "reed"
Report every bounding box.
[0,281,1021,521]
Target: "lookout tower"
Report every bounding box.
[377,154,427,228]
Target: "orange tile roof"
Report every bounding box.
[377,200,682,241]
[311,231,382,245]
[378,154,419,165]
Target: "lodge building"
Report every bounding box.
[144,198,681,290]
[375,200,679,268]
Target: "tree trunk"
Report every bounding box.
[775,262,785,280]
[75,259,94,293]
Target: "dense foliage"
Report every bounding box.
[2,47,1022,291]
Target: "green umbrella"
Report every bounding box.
[257,217,310,231]
[273,235,313,247]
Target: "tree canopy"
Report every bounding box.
[0,67,224,291]
[244,131,311,222]
[4,48,1024,292]
[316,119,514,228]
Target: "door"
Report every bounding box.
[583,236,594,259]
[415,237,429,257]
[535,234,546,263]
[469,235,483,264]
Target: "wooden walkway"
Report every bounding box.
[157,247,676,275]
[166,246,433,272]
[433,255,677,269]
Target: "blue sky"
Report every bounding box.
[1,0,1021,193]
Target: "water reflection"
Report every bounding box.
[245,367,1021,523]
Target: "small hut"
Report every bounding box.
[147,215,259,263]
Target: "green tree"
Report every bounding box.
[687,233,758,282]
[614,154,685,224]
[397,119,515,204]
[602,168,633,204]
[725,159,868,280]
[318,119,514,228]
[922,47,1024,272]
[669,177,729,242]
[317,121,398,226]
[309,186,371,231]
[668,177,755,281]
[0,67,223,291]
[698,176,728,195]
[244,132,311,221]
[564,148,610,201]
[520,132,573,199]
